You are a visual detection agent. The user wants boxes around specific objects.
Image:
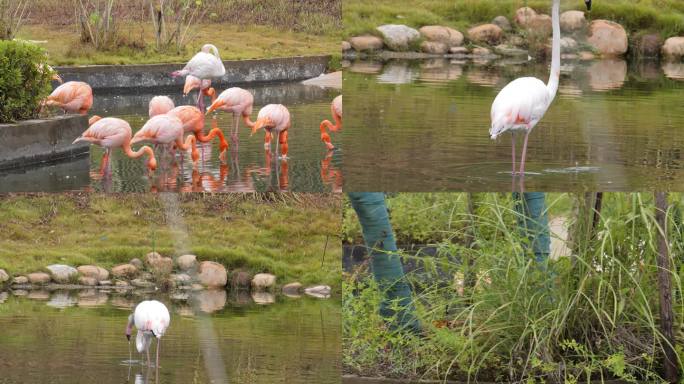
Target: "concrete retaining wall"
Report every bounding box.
[55,55,331,90]
[0,115,90,171]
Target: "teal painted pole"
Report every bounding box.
[513,192,550,263]
[348,192,421,333]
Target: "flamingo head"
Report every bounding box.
[52,73,63,83]
[183,75,201,96]
[205,98,225,115]
[88,115,102,126]
[251,117,274,136]
[201,44,220,57]
[147,153,158,172]
[125,314,133,341]
[585,0,591,11]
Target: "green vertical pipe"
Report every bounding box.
[513,192,550,263]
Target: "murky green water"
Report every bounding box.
[0,82,342,193]
[0,289,340,384]
[343,58,684,191]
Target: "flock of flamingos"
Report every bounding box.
[42,43,343,180]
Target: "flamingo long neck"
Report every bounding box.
[242,114,256,128]
[122,142,156,170]
[547,0,561,102]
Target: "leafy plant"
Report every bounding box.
[0,40,52,123]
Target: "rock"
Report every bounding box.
[342,41,351,51]
[140,272,153,280]
[27,290,50,300]
[449,46,469,55]
[304,285,332,299]
[46,264,78,283]
[12,276,28,284]
[663,63,684,81]
[467,24,504,45]
[418,25,464,48]
[587,20,628,57]
[144,252,173,275]
[114,280,129,287]
[494,44,527,57]
[230,269,252,289]
[251,273,276,291]
[191,283,204,291]
[27,272,51,285]
[282,282,303,296]
[515,7,537,27]
[197,261,227,288]
[637,34,662,58]
[129,258,143,269]
[492,16,511,31]
[560,37,578,52]
[560,10,586,32]
[77,290,108,307]
[377,61,418,84]
[170,292,189,301]
[78,276,98,286]
[193,289,227,313]
[0,269,8,283]
[579,51,596,60]
[77,265,109,281]
[12,289,28,296]
[251,291,275,305]
[348,61,383,74]
[176,254,198,272]
[47,291,76,308]
[111,264,138,279]
[131,278,155,288]
[588,59,627,91]
[420,41,448,54]
[527,14,552,36]
[170,273,192,286]
[376,24,420,51]
[349,35,384,52]
[99,280,112,286]
[662,37,684,60]
[472,47,492,56]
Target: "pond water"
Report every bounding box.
[0,82,342,193]
[0,289,340,384]
[343,58,684,191]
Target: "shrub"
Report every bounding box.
[0,40,52,123]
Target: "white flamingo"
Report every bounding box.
[170,43,226,111]
[125,300,170,368]
[489,0,592,176]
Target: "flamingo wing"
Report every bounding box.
[489,77,551,139]
[332,95,342,118]
[184,52,225,79]
[74,117,131,148]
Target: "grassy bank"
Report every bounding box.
[344,0,684,38]
[343,192,684,382]
[0,193,341,288]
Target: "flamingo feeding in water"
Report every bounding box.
[148,96,175,117]
[170,44,225,111]
[184,75,217,108]
[45,81,93,115]
[320,95,342,150]
[167,105,229,161]
[72,116,157,175]
[125,300,170,368]
[205,87,256,146]
[131,114,200,165]
[251,104,291,159]
[489,0,592,176]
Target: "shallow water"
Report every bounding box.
[343,58,684,191]
[0,82,342,193]
[0,289,340,384]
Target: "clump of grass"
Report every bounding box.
[344,193,684,382]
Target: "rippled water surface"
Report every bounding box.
[0,82,342,193]
[0,289,340,384]
[343,58,684,191]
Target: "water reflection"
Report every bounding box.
[0,289,340,384]
[345,58,684,191]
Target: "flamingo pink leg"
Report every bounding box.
[519,130,531,176]
[511,132,516,176]
[156,339,160,369]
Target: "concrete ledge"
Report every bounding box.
[0,115,90,171]
[55,55,331,90]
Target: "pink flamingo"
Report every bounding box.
[251,104,291,159]
[205,87,256,146]
[131,114,199,165]
[490,0,591,176]
[45,81,93,115]
[148,96,175,117]
[170,44,225,111]
[183,75,217,109]
[167,105,229,161]
[320,95,342,150]
[72,116,157,175]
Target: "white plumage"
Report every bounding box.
[172,44,225,80]
[126,300,170,367]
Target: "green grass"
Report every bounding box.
[344,192,684,382]
[0,193,342,288]
[343,0,684,39]
[16,23,338,66]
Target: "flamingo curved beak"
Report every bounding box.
[206,99,225,115]
[251,118,271,136]
[52,74,63,83]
